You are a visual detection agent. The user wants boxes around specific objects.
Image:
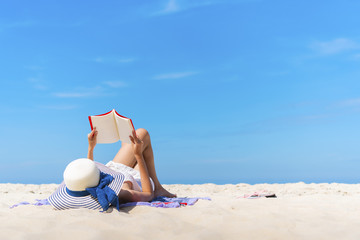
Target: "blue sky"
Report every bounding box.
[1,0,360,184]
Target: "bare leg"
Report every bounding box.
[112,128,176,198]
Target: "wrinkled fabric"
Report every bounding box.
[11,197,210,210]
[86,172,120,211]
[10,199,50,209]
[119,196,211,208]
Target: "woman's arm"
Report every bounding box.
[87,128,98,161]
[118,185,153,203]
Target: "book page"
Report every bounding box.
[89,110,119,143]
[114,111,134,144]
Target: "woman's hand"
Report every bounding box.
[88,127,98,149]
[129,130,143,157]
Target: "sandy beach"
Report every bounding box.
[1,182,360,240]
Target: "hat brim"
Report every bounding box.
[48,162,125,211]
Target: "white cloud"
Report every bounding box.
[163,0,180,14]
[351,53,360,60]
[311,38,359,55]
[53,82,128,98]
[153,0,221,15]
[93,57,104,63]
[337,98,360,107]
[24,65,44,71]
[117,58,136,63]
[53,87,104,98]
[153,0,180,15]
[28,77,47,90]
[153,71,198,80]
[53,92,94,98]
[39,105,78,110]
[92,57,136,64]
[0,20,36,32]
[103,81,127,88]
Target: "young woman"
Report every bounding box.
[87,127,176,204]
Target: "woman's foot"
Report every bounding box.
[154,186,177,198]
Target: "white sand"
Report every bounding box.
[1,182,360,240]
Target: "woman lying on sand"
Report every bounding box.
[88,127,176,202]
[48,128,176,211]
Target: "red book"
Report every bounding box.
[88,109,135,144]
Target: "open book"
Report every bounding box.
[88,109,135,144]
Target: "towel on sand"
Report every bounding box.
[10,196,210,209]
[10,199,50,208]
[119,196,211,208]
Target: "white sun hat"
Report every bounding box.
[63,158,101,191]
[48,158,125,211]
